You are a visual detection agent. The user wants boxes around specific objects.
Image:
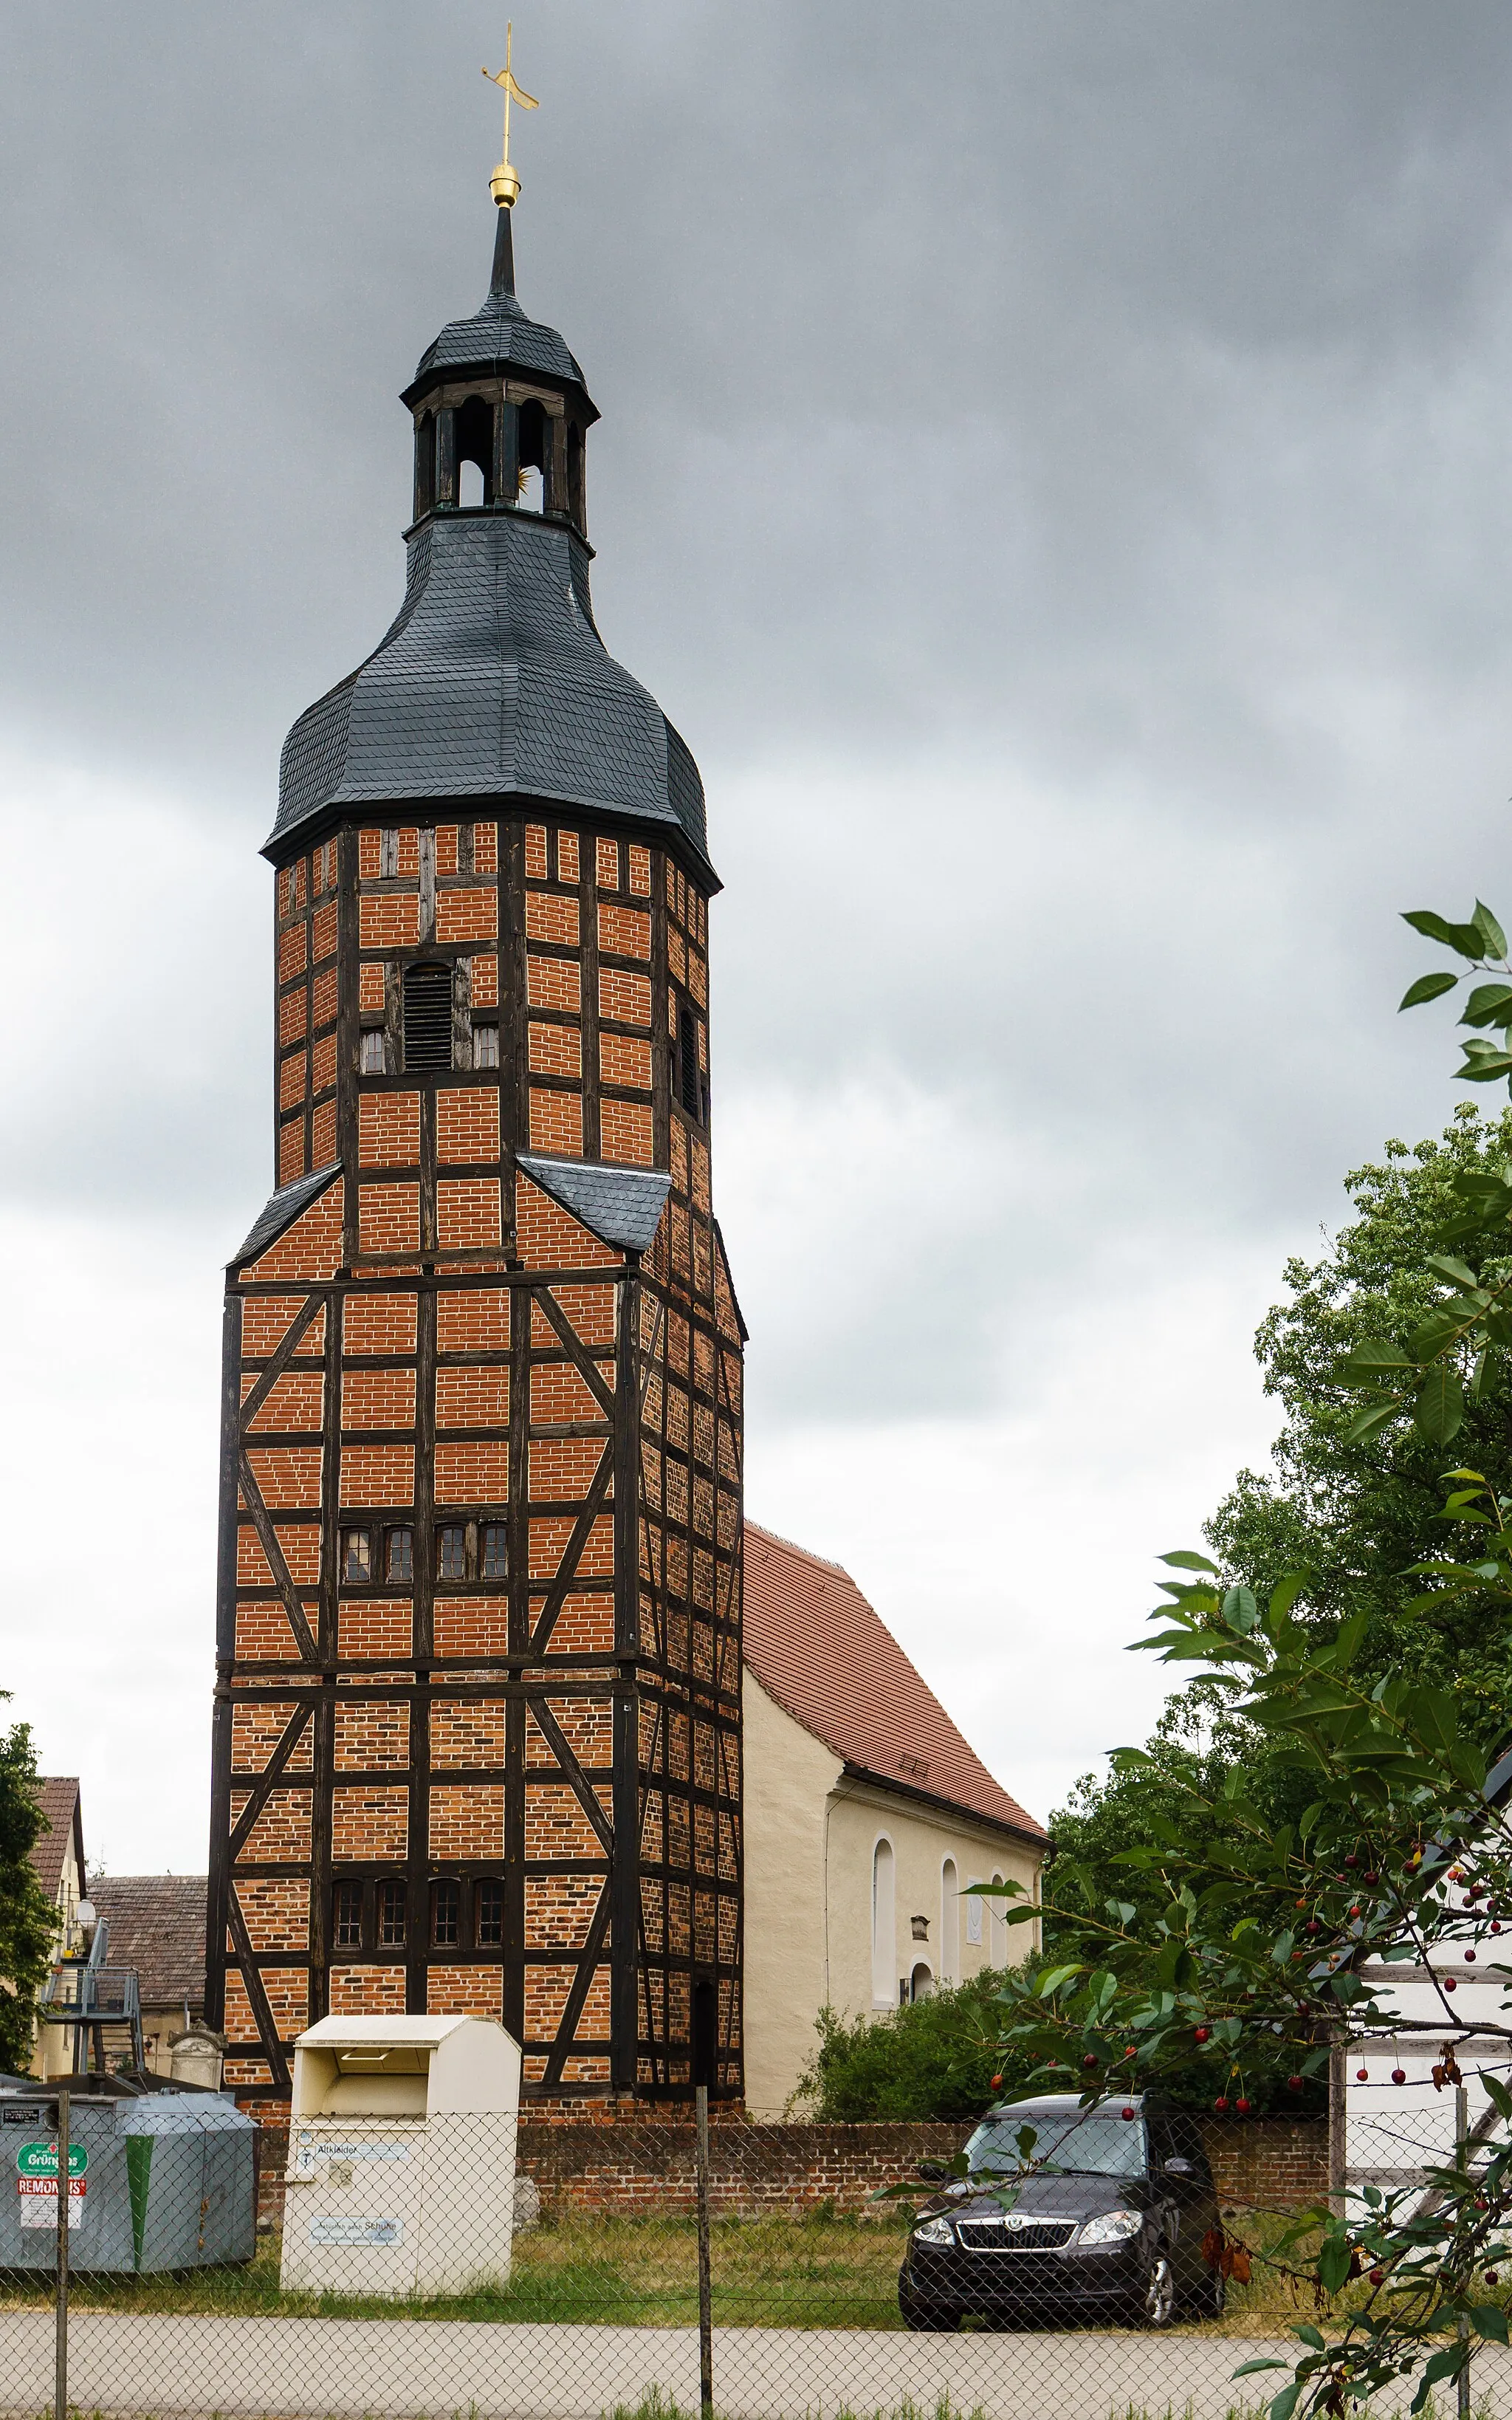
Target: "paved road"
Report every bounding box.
[5,2312,1511,2419]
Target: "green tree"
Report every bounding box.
[976,900,1512,2414]
[0,1704,58,2076]
[1045,1104,1512,1961]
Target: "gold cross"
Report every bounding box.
[482,22,538,209]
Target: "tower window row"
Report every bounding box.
[332,1875,504,1954]
[340,1522,507,1586]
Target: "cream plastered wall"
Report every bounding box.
[743,1671,845,2118]
[31,1826,85,2080]
[742,1672,1045,2118]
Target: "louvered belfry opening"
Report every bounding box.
[402,960,453,1072]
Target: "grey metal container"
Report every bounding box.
[0,2090,256,2273]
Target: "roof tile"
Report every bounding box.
[742,1526,1044,1841]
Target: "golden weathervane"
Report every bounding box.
[482,23,538,209]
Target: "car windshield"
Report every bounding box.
[963,2110,1147,2181]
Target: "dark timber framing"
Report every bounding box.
[207,806,743,2113]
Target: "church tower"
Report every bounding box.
[205,104,745,2111]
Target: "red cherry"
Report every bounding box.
[1494,1923,1502,1936]
[1214,2097,1228,2112]
[1392,2068,1407,2085]
[1370,2267,1384,2286]
[990,2074,1003,2088]
[1235,2097,1251,2114]
[1349,1905,1362,1919]
[1465,1950,1477,1963]
[1489,2270,1499,2286]
[1356,2068,1369,2083]
[1286,2075,1303,2092]
[1364,1872,1379,1885]
[1120,2105,1135,2120]
[1445,1978,1458,1992]
[1082,2053,1098,2070]
[1124,2045,1138,2059]
[1344,1855,1358,1869]
[1194,2026,1210,2043]
[1306,1920,1322,1935]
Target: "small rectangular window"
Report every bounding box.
[378,1879,406,1947]
[341,1528,373,1585]
[386,1527,414,1585]
[430,1878,461,1947]
[476,1878,504,1947]
[481,1523,506,1581]
[360,1029,386,1075]
[472,1021,499,1069]
[333,1881,362,1950]
[437,1524,467,1581]
[380,828,399,879]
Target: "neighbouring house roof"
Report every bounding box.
[28,1779,83,1902]
[88,1877,207,2012]
[741,1525,1045,1845]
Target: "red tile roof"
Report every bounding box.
[742,1524,1045,1841]
[28,1778,82,1900]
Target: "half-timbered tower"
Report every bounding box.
[205,182,744,2114]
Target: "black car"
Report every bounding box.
[898,2093,1224,2331]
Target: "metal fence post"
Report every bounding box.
[1457,2083,1471,2420]
[695,2084,713,2420]
[54,2084,69,2420]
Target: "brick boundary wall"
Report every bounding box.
[254,2115,1328,2230]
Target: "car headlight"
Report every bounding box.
[913,2215,955,2246]
[1078,2210,1144,2246]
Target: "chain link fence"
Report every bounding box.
[2,2080,1509,2419]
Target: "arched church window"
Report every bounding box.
[360,1029,386,1076]
[941,1858,960,1984]
[871,1837,896,2008]
[402,961,454,1072]
[458,459,485,508]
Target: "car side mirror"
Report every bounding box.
[1163,2156,1195,2179]
[915,2159,951,2181]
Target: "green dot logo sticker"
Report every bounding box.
[16,2139,87,2228]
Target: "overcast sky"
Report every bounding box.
[4,1,1512,1874]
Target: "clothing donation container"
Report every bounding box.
[279,2014,521,2297]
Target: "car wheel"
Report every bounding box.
[1139,2254,1178,2329]
[898,2277,960,2332]
[1182,2262,1226,2319]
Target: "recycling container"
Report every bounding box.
[0,2086,255,2272]
[279,2013,521,2297]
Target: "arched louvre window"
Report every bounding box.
[403,962,453,1072]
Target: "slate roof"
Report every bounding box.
[268,210,711,880]
[404,212,588,398]
[269,514,712,876]
[28,1779,83,1901]
[229,1162,340,1269]
[742,1526,1045,1843]
[89,1877,206,2012]
[518,1154,671,1253]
